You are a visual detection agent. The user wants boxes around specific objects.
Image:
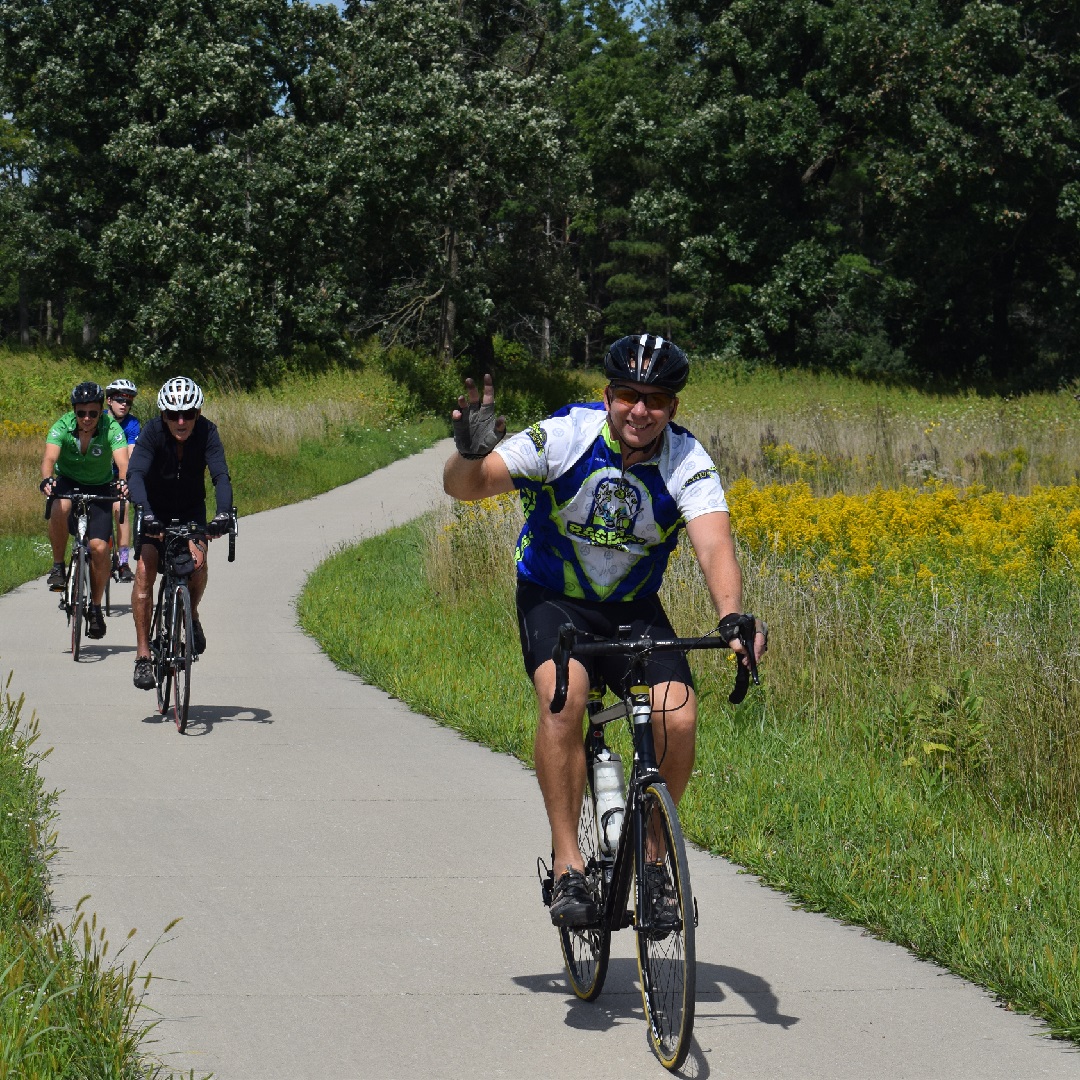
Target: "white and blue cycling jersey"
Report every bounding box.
[494,401,728,601]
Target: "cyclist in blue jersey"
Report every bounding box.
[105,379,141,582]
[444,333,767,927]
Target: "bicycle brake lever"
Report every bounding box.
[728,617,760,705]
[550,624,575,714]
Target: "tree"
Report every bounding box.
[652,0,1080,381]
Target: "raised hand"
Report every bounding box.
[452,374,506,459]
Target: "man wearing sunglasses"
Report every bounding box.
[126,377,234,692]
[40,381,130,639]
[444,333,766,928]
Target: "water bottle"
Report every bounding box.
[592,750,625,855]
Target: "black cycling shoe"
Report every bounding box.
[642,862,680,940]
[46,563,65,590]
[86,605,107,640]
[133,657,155,691]
[549,867,598,928]
[192,617,206,656]
[117,562,134,583]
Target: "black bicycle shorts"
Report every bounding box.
[52,477,114,543]
[516,581,693,695]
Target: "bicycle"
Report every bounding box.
[539,615,760,1071]
[134,506,237,733]
[46,485,125,662]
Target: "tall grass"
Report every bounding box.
[679,365,1080,494]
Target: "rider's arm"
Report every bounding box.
[126,430,153,509]
[684,511,743,620]
[41,443,60,482]
[204,424,233,515]
[443,452,515,502]
[112,446,129,481]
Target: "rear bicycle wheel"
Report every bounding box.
[635,781,695,1071]
[150,585,171,715]
[558,781,611,1001]
[170,585,193,733]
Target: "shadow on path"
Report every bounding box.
[140,705,273,734]
[513,956,799,1031]
[514,957,798,1078]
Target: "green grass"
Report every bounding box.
[0,537,52,598]
[0,678,173,1078]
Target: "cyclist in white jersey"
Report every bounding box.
[444,333,767,927]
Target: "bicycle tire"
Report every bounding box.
[558,781,611,1001]
[151,583,171,716]
[104,550,115,617]
[70,549,89,662]
[635,781,696,1071]
[170,585,193,733]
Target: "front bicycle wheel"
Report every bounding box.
[558,781,611,1001]
[150,585,171,715]
[70,550,89,662]
[635,781,695,1071]
[170,585,193,733]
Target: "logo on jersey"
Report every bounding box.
[91,445,103,457]
[683,467,718,488]
[567,476,643,548]
[526,424,546,454]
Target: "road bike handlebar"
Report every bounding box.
[549,615,761,715]
[44,485,126,523]
[132,505,238,561]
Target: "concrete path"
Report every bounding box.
[1,441,1076,1079]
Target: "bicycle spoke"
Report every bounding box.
[558,781,611,1001]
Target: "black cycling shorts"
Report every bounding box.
[516,581,693,695]
[52,477,114,543]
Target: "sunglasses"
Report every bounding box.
[608,384,675,411]
[75,409,101,419]
[163,409,198,422]
[109,396,134,404]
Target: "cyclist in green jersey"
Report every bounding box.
[40,382,129,639]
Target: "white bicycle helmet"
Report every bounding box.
[157,377,204,412]
[106,378,138,398]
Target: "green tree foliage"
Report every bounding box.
[2,0,1079,382]
[337,0,587,365]
[556,0,693,352]
[654,0,1080,379]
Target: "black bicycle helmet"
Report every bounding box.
[603,334,689,393]
[71,381,106,406]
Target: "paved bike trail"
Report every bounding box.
[0,441,1076,1079]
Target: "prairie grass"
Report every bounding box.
[679,365,1080,494]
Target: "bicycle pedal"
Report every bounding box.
[693,896,699,928]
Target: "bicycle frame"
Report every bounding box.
[582,682,668,935]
